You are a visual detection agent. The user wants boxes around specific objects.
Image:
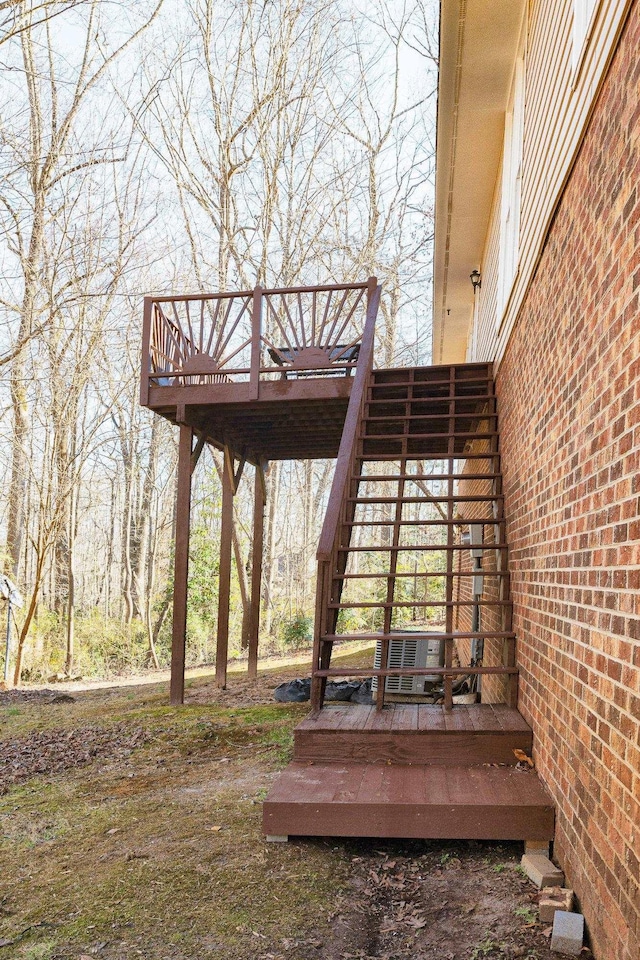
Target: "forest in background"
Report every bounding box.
[0,0,438,684]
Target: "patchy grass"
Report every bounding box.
[0,678,343,959]
[0,650,573,960]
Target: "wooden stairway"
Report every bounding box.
[263,363,555,842]
[313,363,517,713]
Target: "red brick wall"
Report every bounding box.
[496,5,640,958]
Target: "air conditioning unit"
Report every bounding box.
[372,634,445,696]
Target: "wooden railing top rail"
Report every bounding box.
[316,279,381,561]
[147,290,253,304]
[145,280,370,304]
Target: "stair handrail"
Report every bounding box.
[316,278,380,562]
[311,279,379,713]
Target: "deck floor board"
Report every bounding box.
[296,704,530,735]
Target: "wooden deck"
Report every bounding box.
[146,378,354,462]
[140,279,382,700]
[263,705,555,841]
[141,280,378,464]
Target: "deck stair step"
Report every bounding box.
[263,760,555,841]
[294,704,533,765]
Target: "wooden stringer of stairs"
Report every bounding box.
[263,364,555,842]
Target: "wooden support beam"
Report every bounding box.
[248,461,266,679]
[311,562,330,714]
[233,455,246,493]
[216,446,235,689]
[170,424,193,705]
[190,432,207,474]
[223,444,246,494]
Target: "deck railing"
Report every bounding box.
[140,280,375,404]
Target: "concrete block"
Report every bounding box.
[539,887,574,922]
[525,839,551,857]
[551,910,584,956]
[521,853,565,888]
[265,834,288,842]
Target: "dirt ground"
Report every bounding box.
[0,650,590,960]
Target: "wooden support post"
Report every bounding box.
[170,423,193,706]
[310,562,330,714]
[444,367,455,711]
[250,284,262,400]
[377,381,410,711]
[248,462,266,679]
[216,446,234,689]
[140,297,153,406]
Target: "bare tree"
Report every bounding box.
[0,0,438,679]
[2,0,163,588]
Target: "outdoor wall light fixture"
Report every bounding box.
[470,269,481,292]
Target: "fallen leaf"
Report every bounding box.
[513,748,535,767]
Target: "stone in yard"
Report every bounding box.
[539,887,574,922]
[550,910,584,956]
[452,692,478,704]
[525,839,551,857]
[521,853,564,888]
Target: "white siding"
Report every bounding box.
[467,0,631,364]
[474,174,501,362]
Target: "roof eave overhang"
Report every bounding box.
[432,0,526,364]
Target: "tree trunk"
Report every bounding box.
[64,485,78,675]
